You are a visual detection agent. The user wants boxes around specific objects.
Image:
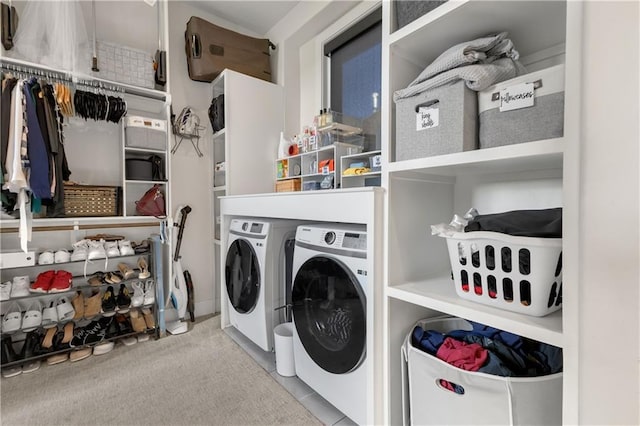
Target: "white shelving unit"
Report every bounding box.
[210,69,284,309]
[381,1,580,424]
[275,142,362,191]
[340,149,382,189]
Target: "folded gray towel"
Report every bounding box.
[394,57,527,102]
[408,32,517,88]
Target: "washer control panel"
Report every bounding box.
[296,225,367,253]
[230,219,267,236]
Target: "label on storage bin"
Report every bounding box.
[499,82,535,112]
[416,107,439,131]
[321,166,330,175]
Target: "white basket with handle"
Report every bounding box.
[443,231,562,317]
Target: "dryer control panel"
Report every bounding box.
[296,224,367,253]
[229,219,269,236]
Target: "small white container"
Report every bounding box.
[274,322,296,377]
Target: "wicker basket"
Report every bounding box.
[63,184,121,217]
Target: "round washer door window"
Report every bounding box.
[225,239,260,314]
[292,256,366,374]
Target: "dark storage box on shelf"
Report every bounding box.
[478,64,565,149]
[403,317,562,425]
[395,80,477,161]
[63,184,121,217]
[395,0,448,30]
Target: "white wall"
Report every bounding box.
[166,2,261,317]
[578,1,639,424]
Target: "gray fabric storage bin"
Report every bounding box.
[395,80,477,161]
[124,116,167,151]
[395,1,448,30]
[478,64,565,149]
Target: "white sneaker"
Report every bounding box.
[131,281,144,307]
[54,249,70,263]
[10,276,30,298]
[56,297,75,322]
[119,240,135,256]
[143,279,155,306]
[87,239,106,260]
[104,241,120,257]
[41,301,58,329]
[70,239,90,262]
[2,303,22,333]
[0,281,11,301]
[38,251,54,265]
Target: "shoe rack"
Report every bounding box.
[0,240,160,374]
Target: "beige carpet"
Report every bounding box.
[0,317,321,426]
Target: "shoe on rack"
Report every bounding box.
[143,279,155,306]
[105,271,123,285]
[38,250,54,265]
[41,326,58,351]
[122,336,137,346]
[116,284,131,313]
[0,281,11,301]
[133,239,151,254]
[46,353,69,365]
[41,301,58,329]
[49,270,73,293]
[70,239,90,262]
[141,307,155,329]
[115,313,133,335]
[56,321,74,350]
[119,240,135,256]
[129,308,147,333]
[1,366,22,378]
[137,257,151,279]
[104,241,121,258]
[137,333,150,343]
[2,303,22,334]
[118,262,135,280]
[1,335,18,364]
[22,301,42,332]
[101,286,117,317]
[87,239,106,260]
[30,271,55,293]
[56,296,76,323]
[88,271,105,287]
[22,361,41,374]
[20,330,42,360]
[69,348,92,362]
[84,289,102,320]
[93,341,115,356]
[71,290,85,320]
[54,249,71,263]
[12,275,31,297]
[130,281,144,307]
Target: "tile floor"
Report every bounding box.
[224,326,357,426]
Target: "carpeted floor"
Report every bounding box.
[0,317,322,426]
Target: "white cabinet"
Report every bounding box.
[340,150,382,189]
[381,1,580,424]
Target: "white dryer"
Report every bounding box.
[225,218,299,352]
[291,223,369,425]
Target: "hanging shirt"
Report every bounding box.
[23,80,50,199]
[4,80,29,194]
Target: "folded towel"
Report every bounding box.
[343,167,371,176]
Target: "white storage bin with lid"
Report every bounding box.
[478,64,565,149]
[124,116,168,151]
[401,317,563,426]
[443,231,563,317]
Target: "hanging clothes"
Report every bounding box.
[23,79,50,200]
[1,77,18,211]
[43,84,70,217]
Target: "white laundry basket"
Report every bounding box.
[443,231,563,316]
[402,317,563,425]
[274,322,295,377]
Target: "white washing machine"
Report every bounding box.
[225,218,299,352]
[291,223,369,425]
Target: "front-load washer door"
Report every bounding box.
[292,256,366,374]
[225,239,261,314]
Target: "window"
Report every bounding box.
[324,7,382,152]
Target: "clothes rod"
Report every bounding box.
[0,221,160,234]
[0,58,167,102]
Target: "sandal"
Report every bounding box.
[129,309,147,333]
[88,271,105,287]
[41,326,57,351]
[141,307,155,329]
[118,263,135,280]
[105,271,123,285]
[137,257,151,279]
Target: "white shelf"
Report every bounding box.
[0,216,160,230]
[276,171,334,181]
[342,171,381,178]
[387,275,563,347]
[213,186,227,192]
[124,147,167,154]
[342,150,382,160]
[387,138,564,178]
[389,0,567,67]
[125,180,168,185]
[213,239,221,246]
[213,128,226,140]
